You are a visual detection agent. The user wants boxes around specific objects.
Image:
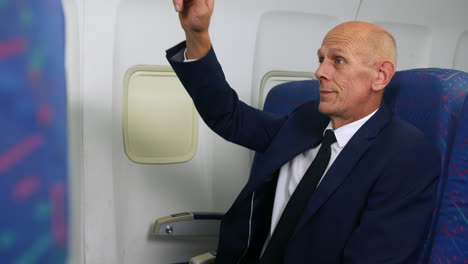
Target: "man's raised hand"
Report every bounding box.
[173,0,214,59]
[174,0,214,33]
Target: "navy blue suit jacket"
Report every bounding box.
[167,42,439,264]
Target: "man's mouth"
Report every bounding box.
[319,90,336,101]
[320,90,335,95]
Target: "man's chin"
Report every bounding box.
[318,102,333,116]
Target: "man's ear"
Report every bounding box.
[372,60,395,92]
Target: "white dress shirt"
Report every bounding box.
[262,109,378,253]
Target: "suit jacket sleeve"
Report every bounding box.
[166,41,287,152]
[343,139,440,264]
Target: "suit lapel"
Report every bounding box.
[294,103,393,233]
[234,101,329,206]
[231,102,393,230]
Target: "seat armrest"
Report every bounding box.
[152,212,223,236]
[189,251,217,264]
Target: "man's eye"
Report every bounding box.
[335,58,344,64]
[318,58,324,64]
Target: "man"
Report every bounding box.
[167,0,440,263]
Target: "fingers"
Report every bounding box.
[173,0,183,12]
[174,0,213,13]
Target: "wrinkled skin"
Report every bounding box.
[315,22,396,129]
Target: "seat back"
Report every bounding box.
[262,68,468,263]
[0,1,68,263]
[424,95,468,264]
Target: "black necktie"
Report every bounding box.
[259,129,337,264]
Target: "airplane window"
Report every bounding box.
[258,71,316,109]
[123,66,198,164]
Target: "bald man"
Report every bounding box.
[167,1,439,263]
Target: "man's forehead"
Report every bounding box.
[317,46,350,56]
[317,31,369,57]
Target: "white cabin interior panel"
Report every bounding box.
[62,0,468,263]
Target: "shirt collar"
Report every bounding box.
[324,108,379,149]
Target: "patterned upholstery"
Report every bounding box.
[263,68,468,264]
[0,1,68,264]
[426,95,468,264]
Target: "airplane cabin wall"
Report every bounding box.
[63,0,468,263]
[62,0,84,263]
[357,0,468,71]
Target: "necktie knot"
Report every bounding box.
[322,129,337,147]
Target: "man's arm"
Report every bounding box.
[169,0,287,152]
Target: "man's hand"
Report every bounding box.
[173,0,214,59]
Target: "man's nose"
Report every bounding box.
[315,62,329,81]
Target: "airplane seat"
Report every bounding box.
[420,94,468,264]
[156,68,468,264]
[263,68,468,264]
[380,69,468,264]
[0,1,68,263]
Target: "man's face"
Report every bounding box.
[315,28,376,124]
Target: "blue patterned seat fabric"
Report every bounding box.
[426,94,468,264]
[0,1,68,264]
[264,68,468,264]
